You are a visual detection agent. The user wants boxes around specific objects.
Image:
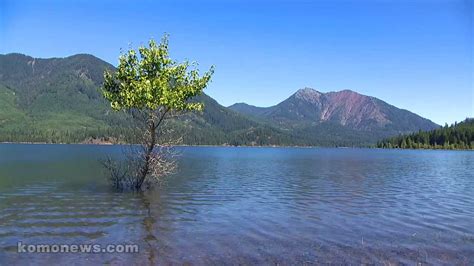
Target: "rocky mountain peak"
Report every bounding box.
[294,87,322,104]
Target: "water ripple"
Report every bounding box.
[0,146,473,264]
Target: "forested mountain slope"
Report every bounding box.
[0,53,439,146]
[0,53,291,145]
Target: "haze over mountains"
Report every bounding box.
[0,53,439,146]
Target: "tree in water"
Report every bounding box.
[101,35,214,191]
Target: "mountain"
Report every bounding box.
[229,87,439,140]
[0,53,438,146]
[0,53,291,145]
[226,103,268,117]
[0,53,131,142]
[171,94,294,145]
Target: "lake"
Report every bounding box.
[0,144,473,264]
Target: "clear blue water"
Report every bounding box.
[0,144,473,264]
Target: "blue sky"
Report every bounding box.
[0,0,472,125]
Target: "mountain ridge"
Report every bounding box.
[229,87,438,134]
[0,53,439,146]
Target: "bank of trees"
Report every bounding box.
[377,118,474,150]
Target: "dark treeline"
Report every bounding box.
[0,123,373,147]
[0,127,130,144]
[3,117,472,148]
[377,118,474,150]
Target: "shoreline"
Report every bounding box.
[0,141,471,151]
[0,141,330,149]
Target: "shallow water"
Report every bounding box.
[0,144,473,264]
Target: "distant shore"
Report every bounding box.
[0,141,323,148]
[1,141,472,151]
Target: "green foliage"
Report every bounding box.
[102,36,214,112]
[377,118,474,150]
[0,53,134,143]
[0,85,29,130]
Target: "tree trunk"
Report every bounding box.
[136,120,156,190]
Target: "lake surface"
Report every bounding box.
[0,144,473,265]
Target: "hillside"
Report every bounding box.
[377,118,474,150]
[0,53,292,145]
[229,88,439,141]
[0,53,439,146]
